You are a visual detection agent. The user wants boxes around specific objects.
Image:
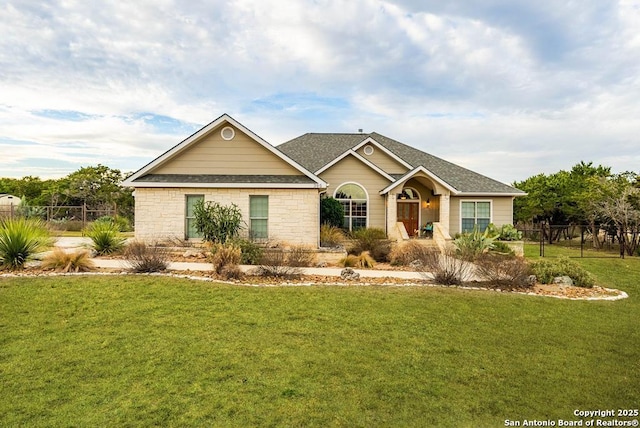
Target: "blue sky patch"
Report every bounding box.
[32,110,97,122]
[127,113,201,135]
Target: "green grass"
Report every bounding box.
[1,256,639,426]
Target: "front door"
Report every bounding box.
[397,202,419,236]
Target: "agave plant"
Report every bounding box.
[0,218,52,270]
[85,221,126,255]
[454,227,500,261]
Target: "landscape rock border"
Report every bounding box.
[0,269,629,301]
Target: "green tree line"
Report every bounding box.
[0,165,133,218]
[513,161,640,255]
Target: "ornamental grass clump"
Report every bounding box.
[85,221,126,255]
[0,218,52,270]
[320,224,345,247]
[339,251,375,268]
[210,242,243,279]
[41,247,95,273]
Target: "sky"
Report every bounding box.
[1,0,639,185]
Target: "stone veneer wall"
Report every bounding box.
[134,187,320,246]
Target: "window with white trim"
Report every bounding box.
[461,201,491,233]
[250,195,269,240]
[335,183,367,231]
[185,195,204,239]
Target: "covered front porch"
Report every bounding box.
[381,168,454,246]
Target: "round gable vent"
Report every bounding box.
[363,145,374,156]
[221,126,235,140]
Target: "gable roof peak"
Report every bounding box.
[123,114,326,188]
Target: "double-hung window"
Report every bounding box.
[461,201,491,233]
[185,195,204,239]
[335,183,367,231]
[250,195,268,240]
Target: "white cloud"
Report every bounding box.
[0,0,639,182]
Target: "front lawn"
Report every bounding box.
[1,257,639,426]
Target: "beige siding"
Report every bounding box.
[356,145,409,175]
[449,196,514,236]
[154,125,301,176]
[134,187,320,246]
[319,155,392,231]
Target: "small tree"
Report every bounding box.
[193,200,245,243]
[320,197,344,228]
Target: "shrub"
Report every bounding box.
[287,245,317,267]
[475,253,531,288]
[487,223,523,241]
[41,247,95,272]
[389,241,436,266]
[256,248,301,278]
[94,215,132,232]
[230,238,263,265]
[219,264,244,280]
[530,257,596,288]
[491,241,515,256]
[499,224,523,241]
[49,219,84,232]
[320,224,345,247]
[454,227,499,261]
[193,200,244,243]
[210,243,242,276]
[0,218,52,270]
[320,197,344,228]
[85,221,126,255]
[124,241,169,273]
[416,247,472,285]
[348,228,391,262]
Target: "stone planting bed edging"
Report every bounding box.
[0,270,629,302]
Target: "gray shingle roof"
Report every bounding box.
[134,174,316,185]
[278,132,524,194]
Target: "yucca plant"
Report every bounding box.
[41,247,95,272]
[0,218,52,270]
[85,221,126,255]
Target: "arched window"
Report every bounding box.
[398,187,420,200]
[335,183,368,231]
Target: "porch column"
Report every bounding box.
[439,193,451,238]
[386,192,399,240]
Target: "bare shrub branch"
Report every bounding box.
[124,241,170,273]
